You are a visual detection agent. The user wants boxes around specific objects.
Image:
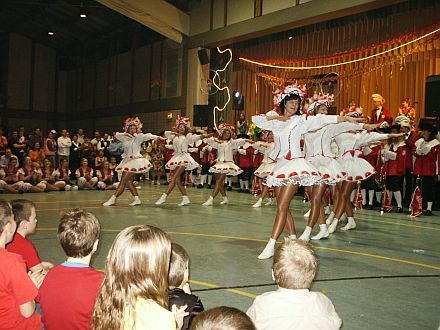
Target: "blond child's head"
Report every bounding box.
[169,242,190,289]
[190,306,256,330]
[58,208,101,258]
[11,199,37,236]
[272,239,318,290]
[93,225,171,330]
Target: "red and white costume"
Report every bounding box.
[115,132,159,174]
[253,141,275,178]
[206,137,246,176]
[164,131,200,171]
[382,141,406,177]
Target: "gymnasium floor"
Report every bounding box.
[3,183,439,330]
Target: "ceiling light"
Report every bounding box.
[80,13,87,18]
[48,31,54,36]
[288,36,293,40]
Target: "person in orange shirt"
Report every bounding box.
[28,142,45,168]
[0,127,9,156]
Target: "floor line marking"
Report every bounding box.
[188,280,257,298]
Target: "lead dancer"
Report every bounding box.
[103,117,162,206]
[155,116,201,206]
[252,84,365,259]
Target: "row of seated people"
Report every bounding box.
[1,200,341,330]
[0,156,119,194]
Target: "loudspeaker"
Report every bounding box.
[197,49,210,65]
[193,105,212,127]
[425,75,440,117]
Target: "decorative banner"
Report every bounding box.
[410,186,423,218]
[212,47,233,131]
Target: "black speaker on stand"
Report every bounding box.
[425,75,440,125]
[197,49,210,65]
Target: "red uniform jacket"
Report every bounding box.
[163,140,174,163]
[413,138,440,177]
[236,145,254,168]
[382,143,406,176]
[364,145,383,179]
[404,131,420,171]
[369,107,392,125]
[253,150,264,168]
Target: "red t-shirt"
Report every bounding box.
[38,263,104,330]
[0,248,41,330]
[6,232,41,270]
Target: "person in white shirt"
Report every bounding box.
[247,239,342,330]
[57,130,72,162]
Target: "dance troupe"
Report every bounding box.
[102,84,439,260]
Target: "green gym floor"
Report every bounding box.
[3,183,439,330]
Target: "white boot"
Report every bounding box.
[103,195,116,206]
[341,217,356,231]
[220,197,229,205]
[311,224,329,240]
[253,198,263,208]
[326,211,335,225]
[328,218,339,234]
[258,238,276,259]
[303,209,311,217]
[155,193,167,205]
[299,226,312,242]
[324,206,331,215]
[178,196,190,206]
[202,196,214,206]
[129,196,141,206]
[264,198,273,206]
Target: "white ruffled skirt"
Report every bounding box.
[337,156,375,182]
[116,157,152,173]
[209,161,243,176]
[254,162,276,178]
[165,153,200,171]
[266,158,322,187]
[308,156,346,185]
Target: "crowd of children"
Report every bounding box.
[0,198,342,330]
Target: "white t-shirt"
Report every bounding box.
[57,136,72,156]
[247,288,342,330]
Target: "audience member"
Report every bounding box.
[57,129,72,163]
[28,142,45,167]
[44,130,58,168]
[75,158,97,190]
[191,306,256,330]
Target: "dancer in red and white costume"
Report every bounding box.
[53,158,75,191]
[40,158,66,191]
[76,158,98,190]
[252,131,275,208]
[252,84,364,259]
[103,117,162,206]
[155,116,201,206]
[327,114,403,233]
[97,161,119,190]
[300,94,377,241]
[202,124,248,206]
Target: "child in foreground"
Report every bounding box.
[246,239,342,330]
[92,225,188,329]
[190,306,256,330]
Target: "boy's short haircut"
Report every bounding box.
[272,239,318,290]
[11,199,36,227]
[57,208,101,258]
[190,306,256,330]
[169,242,190,289]
[0,200,13,232]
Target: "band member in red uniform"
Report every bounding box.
[237,140,254,193]
[361,143,383,209]
[369,94,392,126]
[413,124,439,216]
[198,139,214,189]
[382,125,406,212]
[396,116,420,206]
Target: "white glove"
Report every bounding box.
[363,146,372,156]
[380,121,389,129]
[383,150,397,161]
[238,149,246,155]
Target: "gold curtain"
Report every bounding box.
[232,3,440,125]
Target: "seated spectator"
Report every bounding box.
[246,239,342,330]
[0,148,18,167]
[40,158,66,191]
[109,156,118,181]
[94,149,107,171]
[6,199,54,273]
[53,158,75,191]
[75,158,97,190]
[17,156,46,193]
[38,209,103,330]
[92,225,188,330]
[0,166,20,193]
[28,142,45,168]
[169,243,204,330]
[0,127,9,156]
[191,306,256,330]
[3,157,20,184]
[96,161,119,190]
[0,200,43,330]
